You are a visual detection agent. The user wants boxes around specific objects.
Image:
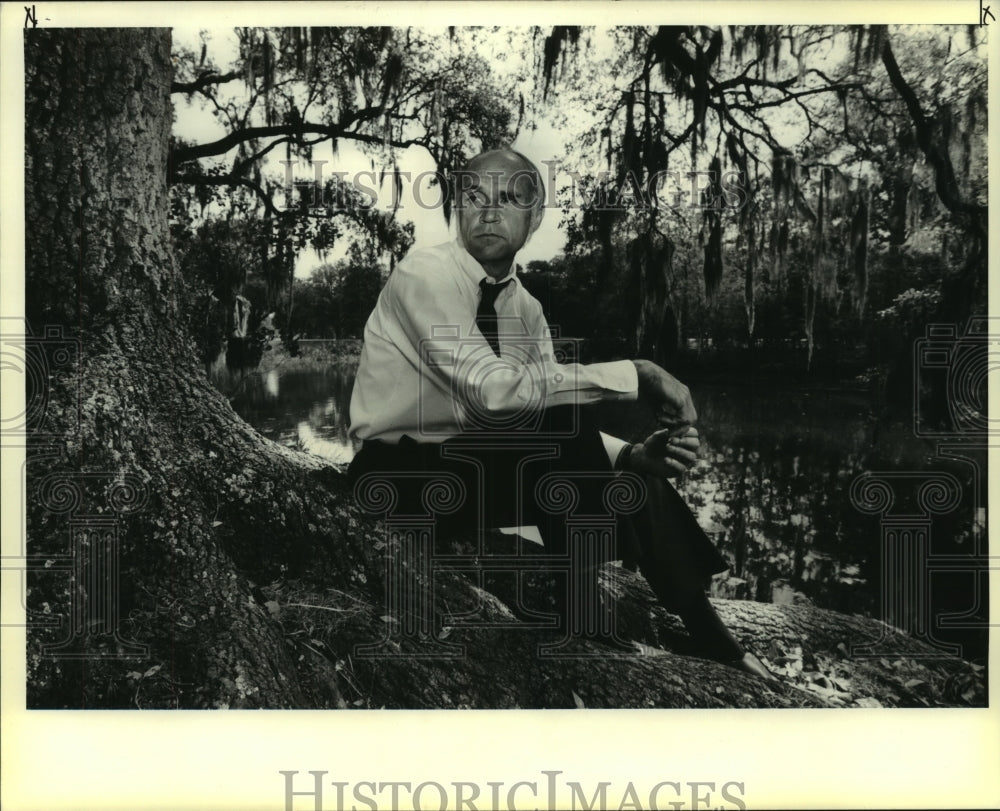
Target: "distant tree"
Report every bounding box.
[172,218,262,368]
[288,259,384,340]
[540,25,987,368]
[286,265,340,339]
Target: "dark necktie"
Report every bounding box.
[476,277,512,356]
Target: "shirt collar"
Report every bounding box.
[450,239,519,289]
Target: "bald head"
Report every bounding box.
[456,149,545,217]
[466,149,541,184]
[453,148,546,278]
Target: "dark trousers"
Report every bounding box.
[350,407,612,549]
[348,406,740,659]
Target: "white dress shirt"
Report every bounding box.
[348,239,637,464]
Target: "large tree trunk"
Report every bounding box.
[23,29,982,710]
[24,28,346,708]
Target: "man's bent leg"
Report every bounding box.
[443,405,630,646]
[629,474,744,662]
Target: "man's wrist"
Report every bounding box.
[631,359,653,396]
[614,442,635,472]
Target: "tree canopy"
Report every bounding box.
[170,27,522,237]
[542,25,987,365]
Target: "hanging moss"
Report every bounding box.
[777,221,790,277]
[626,236,645,353]
[703,219,723,300]
[849,191,870,315]
[745,237,756,338]
[541,26,581,100]
[804,278,817,370]
[619,91,636,182]
[701,157,724,299]
[262,32,272,95]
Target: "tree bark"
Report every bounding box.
[23,29,983,710]
[24,28,351,708]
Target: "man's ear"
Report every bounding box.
[453,207,468,249]
[527,203,545,239]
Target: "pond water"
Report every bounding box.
[232,366,361,465]
[231,363,986,658]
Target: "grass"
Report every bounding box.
[259,339,363,373]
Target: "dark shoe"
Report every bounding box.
[728,651,780,683]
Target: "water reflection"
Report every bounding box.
[231,365,361,464]
[231,365,983,652]
[595,386,889,615]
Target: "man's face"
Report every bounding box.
[456,153,539,269]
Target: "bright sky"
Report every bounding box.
[171,27,577,278]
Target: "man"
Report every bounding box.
[348,148,773,679]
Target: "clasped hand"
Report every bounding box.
[630,360,700,478]
[628,425,700,478]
